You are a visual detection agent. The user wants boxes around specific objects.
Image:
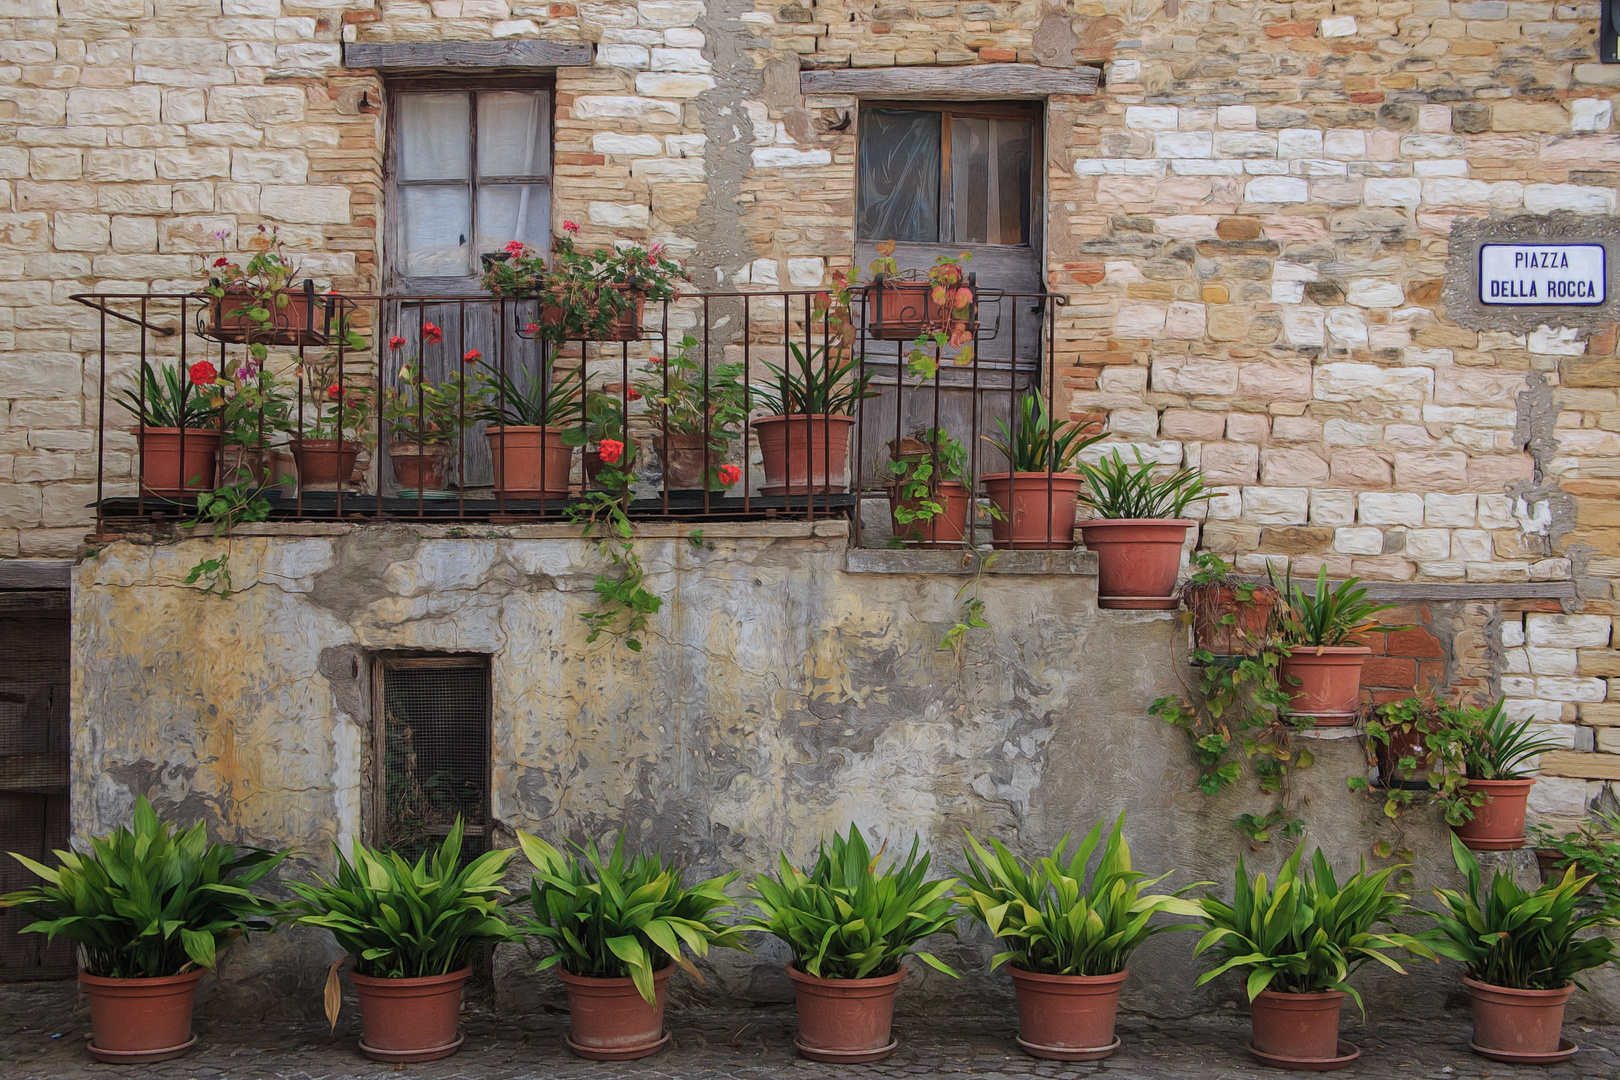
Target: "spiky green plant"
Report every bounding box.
[118,360,221,429]
[752,342,876,418]
[1194,843,1436,1012]
[1274,564,1402,648]
[517,830,750,1006]
[283,817,523,979]
[1428,833,1617,990]
[0,795,288,978]
[469,355,585,428]
[1076,449,1213,519]
[746,825,960,980]
[984,392,1103,474]
[955,813,1204,976]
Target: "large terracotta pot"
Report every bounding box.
[558,966,672,1060]
[1247,989,1358,1070]
[1465,976,1577,1063]
[137,427,221,498]
[1279,646,1371,726]
[1453,778,1535,851]
[656,433,726,492]
[81,967,207,1063]
[755,414,855,496]
[1007,966,1127,1061]
[350,966,470,1063]
[889,479,971,547]
[485,425,572,499]
[389,443,449,491]
[1080,518,1194,609]
[288,438,361,488]
[1185,583,1278,655]
[982,472,1085,550]
[1534,849,1596,893]
[787,964,905,1063]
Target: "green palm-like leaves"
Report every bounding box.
[1275,564,1402,648]
[516,830,750,1006]
[985,392,1104,474]
[283,818,523,978]
[752,342,877,418]
[1428,832,1617,990]
[746,824,961,981]
[0,795,288,978]
[1194,843,1435,1013]
[1075,449,1212,520]
[956,814,1204,977]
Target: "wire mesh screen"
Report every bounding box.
[377,660,491,863]
[0,615,73,980]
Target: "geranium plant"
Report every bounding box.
[884,426,967,546]
[480,240,546,298]
[198,226,314,357]
[382,335,475,447]
[814,242,977,379]
[529,222,686,344]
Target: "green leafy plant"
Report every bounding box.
[561,389,638,470]
[1531,809,1620,902]
[0,795,288,978]
[468,353,585,429]
[1274,564,1402,649]
[746,825,960,980]
[567,452,660,651]
[516,830,749,1006]
[812,243,976,379]
[181,478,276,596]
[383,338,476,447]
[284,817,523,983]
[635,334,747,439]
[530,224,686,344]
[1347,694,1440,867]
[941,548,999,657]
[1178,553,1279,658]
[1076,448,1212,520]
[752,342,877,418]
[886,427,968,546]
[119,359,221,430]
[984,393,1103,474]
[199,226,307,363]
[1426,697,1565,828]
[1428,832,1617,989]
[1194,844,1436,1010]
[480,240,547,298]
[955,814,1203,976]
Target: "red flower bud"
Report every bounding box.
[462,349,482,365]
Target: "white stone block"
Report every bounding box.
[786,257,824,287]
[1345,279,1404,308]
[1320,14,1357,36]
[1424,492,1476,527]
[1241,487,1309,524]
[260,185,348,224]
[1325,308,1369,344]
[1358,492,1425,527]
[635,73,715,97]
[1501,675,1538,698]
[1164,301,1206,339]
[1334,527,1383,555]
[665,134,706,156]
[1125,105,1178,131]
[593,133,663,156]
[1324,129,1367,159]
[1536,676,1609,702]
[1245,176,1308,203]
[663,27,704,47]
[1501,698,1562,723]
[588,201,650,228]
[573,96,682,123]
[637,0,705,28]
[1503,647,1530,674]
[1527,614,1612,649]
[1117,302,1167,337]
[1214,131,1277,157]
[1571,98,1613,133]
[1310,489,1356,527]
[1278,128,1324,157]
[1108,59,1142,83]
[1154,131,1213,158]
[650,46,710,73]
[748,258,778,286]
[1528,776,1596,819]
[1528,325,1585,356]
[1451,529,1493,563]
[598,44,650,68]
[1364,177,1423,208]
[1216,105,1256,129]
[1527,647,1578,676]
[751,147,830,168]
[1156,215,1219,239]
[1406,529,1451,561]
[1282,306,1325,346]
[1502,619,1526,648]
[1524,183,1617,214]
[1479,494,1515,529]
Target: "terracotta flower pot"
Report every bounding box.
[485,425,572,499]
[889,480,971,547]
[1007,966,1127,1061]
[80,967,207,1064]
[288,438,361,488]
[137,427,221,498]
[583,442,636,490]
[1185,583,1278,655]
[1279,646,1371,726]
[755,414,855,496]
[208,287,327,345]
[540,285,643,341]
[982,472,1085,550]
[558,966,672,1061]
[1453,777,1535,851]
[1247,989,1358,1070]
[389,443,449,491]
[787,964,905,1063]
[656,433,727,492]
[867,280,954,340]
[1465,976,1577,1063]
[1080,518,1195,609]
[350,966,470,1063]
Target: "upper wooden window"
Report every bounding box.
[388,83,552,289]
[856,102,1037,248]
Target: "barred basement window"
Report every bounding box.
[371,655,492,861]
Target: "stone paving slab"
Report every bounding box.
[3,981,1618,1080]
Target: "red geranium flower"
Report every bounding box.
[188,361,217,386]
[597,438,624,465]
[326,382,342,398]
[524,321,540,335]
[718,464,741,487]
[625,387,641,401]
[388,335,406,351]
[423,322,443,345]
[462,349,482,365]
[505,240,526,256]
[212,256,229,268]
[563,220,580,234]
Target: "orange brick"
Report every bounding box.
[1265,21,1317,37]
[979,48,1017,62]
[1384,627,1446,659]
[1363,656,1417,687]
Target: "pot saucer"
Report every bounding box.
[565,1030,669,1061]
[1470,1037,1578,1064]
[87,1035,198,1064]
[1246,1039,1360,1072]
[1017,1034,1120,1061]
[358,1033,464,1063]
[1456,836,1528,851]
[794,1036,898,1063]
[395,489,458,500]
[1098,595,1178,610]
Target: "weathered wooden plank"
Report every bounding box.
[343,40,594,71]
[1358,581,1576,601]
[0,561,71,590]
[801,64,1100,99]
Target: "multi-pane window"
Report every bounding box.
[391,86,552,285]
[857,103,1036,248]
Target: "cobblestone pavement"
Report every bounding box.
[4,981,1618,1080]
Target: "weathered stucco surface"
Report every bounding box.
[72,522,1616,1021]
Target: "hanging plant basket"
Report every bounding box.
[201,283,331,346]
[539,285,644,342]
[865,274,976,341]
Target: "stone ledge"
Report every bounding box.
[342,40,593,71]
[846,548,1098,575]
[800,63,1100,99]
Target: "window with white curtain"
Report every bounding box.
[389,84,552,288]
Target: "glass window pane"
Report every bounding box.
[477,184,551,258]
[398,92,471,181]
[400,185,472,277]
[951,116,1031,246]
[857,109,940,243]
[479,91,549,178]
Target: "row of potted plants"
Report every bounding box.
[6,805,1613,1070]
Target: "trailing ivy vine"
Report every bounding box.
[566,453,661,652]
[181,479,275,597]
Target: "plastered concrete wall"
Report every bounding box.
[69,521,1619,1021]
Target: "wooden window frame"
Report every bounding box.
[366,651,493,848]
[857,99,1044,249]
[385,76,555,296]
